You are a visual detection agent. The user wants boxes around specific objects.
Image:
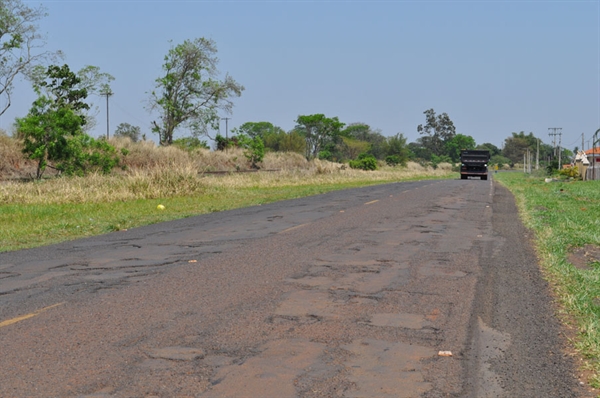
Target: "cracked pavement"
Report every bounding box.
[0,178,590,397]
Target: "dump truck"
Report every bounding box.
[460,150,490,180]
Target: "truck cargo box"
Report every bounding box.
[460,150,490,180]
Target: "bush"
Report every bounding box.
[490,154,512,169]
[318,150,333,161]
[430,154,452,169]
[172,137,209,151]
[349,153,378,171]
[385,155,402,167]
[56,135,120,176]
[237,134,265,169]
[546,159,559,175]
[559,165,580,179]
[215,134,240,151]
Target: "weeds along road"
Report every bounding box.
[0,178,589,397]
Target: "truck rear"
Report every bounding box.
[460,150,490,180]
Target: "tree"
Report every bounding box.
[384,133,410,166]
[236,121,280,140]
[295,114,345,159]
[37,64,90,117]
[339,136,370,160]
[234,121,304,154]
[29,64,113,131]
[445,134,476,163]
[114,122,141,142]
[76,65,114,96]
[76,65,115,131]
[341,123,387,159]
[407,140,431,161]
[17,64,118,179]
[368,132,387,159]
[342,123,371,141]
[18,96,84,178]
[263,128,305,153]
[149,38,244,146]
[0,0,60,117]
[502,131,539,165]
[476,143,500,157]
[237,133,265,169]
[417,109,456,156]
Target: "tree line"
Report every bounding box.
[215,110,570,173]
[1,0,569,178]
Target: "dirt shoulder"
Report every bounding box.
[463,182,593,397]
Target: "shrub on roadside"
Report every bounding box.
[318,150,333,161]
[172,137,209,152]
[559,165,580,179]
[385,155,403,167]
[349,153,378,171]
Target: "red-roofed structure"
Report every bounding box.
[585,147,600,164]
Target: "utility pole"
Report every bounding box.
[548,127,562,159]
[221,117,231,139]
[536,138,539,170]
[558,132,562,169]
[529,149,533,173]
[103,90,113,140]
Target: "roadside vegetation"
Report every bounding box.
[495,171,600,387]
[0,138,455,252]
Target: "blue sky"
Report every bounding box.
[4,0,599,150]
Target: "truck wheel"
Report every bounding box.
[482,175,488,181]
[461,175,467,180]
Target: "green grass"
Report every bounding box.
[495,172,600,387]
[0,174,454,253]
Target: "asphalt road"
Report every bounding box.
[0,177,591,397]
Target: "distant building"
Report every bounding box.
[585,147,600,164]
[582,148,600,180]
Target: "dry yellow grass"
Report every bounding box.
[0,134,32,178]
[0,137,454,205]
[0,161,452,205]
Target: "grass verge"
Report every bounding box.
[494,171,600,387]
[0,169,455,252]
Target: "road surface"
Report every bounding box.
[0,178,590,397]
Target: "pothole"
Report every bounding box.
[366,313,432,330]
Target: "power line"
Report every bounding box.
[564,135,580,149]
[111,99,149,127]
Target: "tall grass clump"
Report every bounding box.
[0,165,206,205]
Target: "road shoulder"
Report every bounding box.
[464,183,591,397]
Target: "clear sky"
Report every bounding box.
[3,0,599,151]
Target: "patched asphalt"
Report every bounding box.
[0,177,591,397]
